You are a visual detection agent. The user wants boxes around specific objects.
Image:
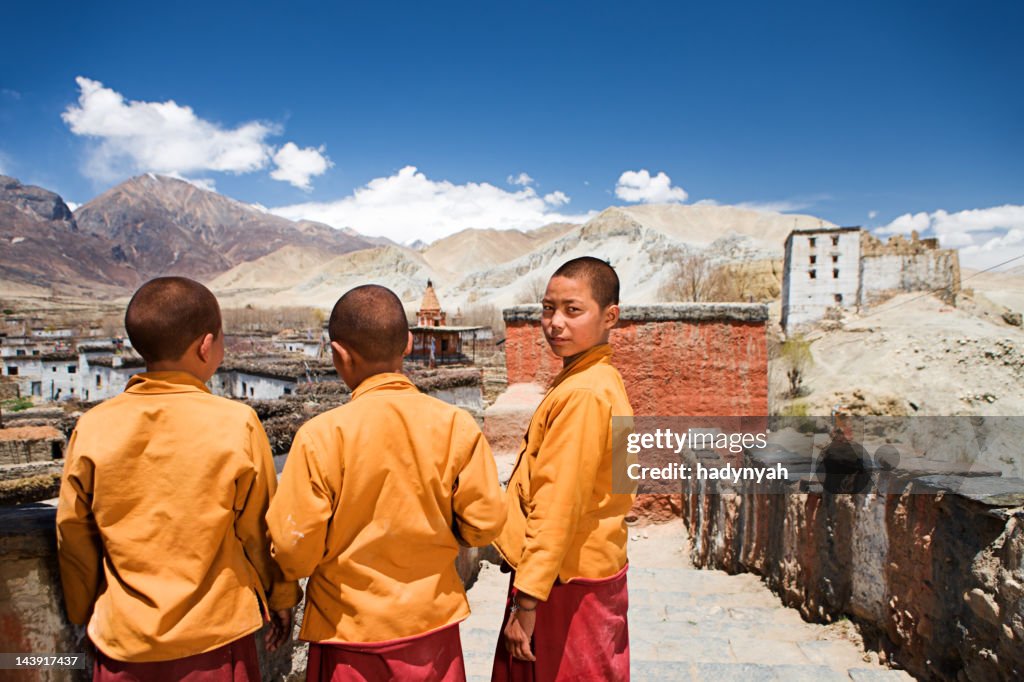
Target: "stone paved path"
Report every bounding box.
[461,520,915,681]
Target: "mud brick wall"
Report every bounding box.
[502,304,770,417]
[681,446,1024,682]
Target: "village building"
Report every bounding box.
[271,330,325,359]
[211,367,299,400]
[408,280,486,366]
[781,227,960,330]
[86,355,147,401]
[0,426,66,466]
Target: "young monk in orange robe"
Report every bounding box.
[266,284,506,682]
[492,256,635,681]
[56,276,299,682]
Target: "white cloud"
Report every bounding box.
[507,172,535,187]
[876,205,1024,271]
[272,165,593,243]
[876,211,930,236]
[614,169,688,203]
[66,201,80,211]
[868,210,878,220]
[62,77,328,189]
[271,142,332,191]
[543,191,570,206]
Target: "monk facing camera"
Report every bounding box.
[267,284,506,682]
[492,256,635,681]
[56,276,300,682]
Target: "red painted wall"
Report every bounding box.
[504,318,768,416]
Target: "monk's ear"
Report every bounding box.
[603,304,620,330]
[330,340,351,368]
[403,331,413,357]
[196,333,215,363]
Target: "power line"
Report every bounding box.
[859,250,1024,319]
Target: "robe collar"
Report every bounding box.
[125,371,211,395]
[549,343,613,391]
[351,372,417,400]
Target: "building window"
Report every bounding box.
[242,381,248,397]
[52,366,57,372]
[831,236,839,246]
[15,349,25,356]
[835,294,843,303]
[284,387,292,395]
[809,237,816,248]
[809,269,817,279]
[832,254,839,263]
[68,365,77,374]
[6,366,17,375]
[809,255,817,265]
[96,374,102,388]
[833,268,840,278]
[32,350,39,356]
[249,386,254,397]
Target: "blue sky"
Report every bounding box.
[2,1,1022,267]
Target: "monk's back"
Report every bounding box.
[279,373,497,643]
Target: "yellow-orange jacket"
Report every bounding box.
[56,371,300,662]
[266,372,505,643]
[493,344,635,600]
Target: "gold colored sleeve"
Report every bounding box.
[55,430,103,625]
[267,424,335,583]
[513,389,610,600]
[451,412,506,547]
[236,413,301,611]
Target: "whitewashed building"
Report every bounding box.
[781,228,960,330]
[211,369,299,400]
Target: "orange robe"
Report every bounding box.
[56,371,300,663]
[492,344,634,681]
[493,343,634,599]
[266,372,505,646]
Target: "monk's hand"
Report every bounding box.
[504,593,538,662]
[266,608,293,652]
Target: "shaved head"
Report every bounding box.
[329,285,409,362]
[551,257,620,308]
[125,277,222,363]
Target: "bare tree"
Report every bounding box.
[659,252,723,302]
[460,303,505,334]
[514,276,548,305]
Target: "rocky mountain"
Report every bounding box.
[0,175,139,295]
[208,203,832,311]
[422,223,576,277]
[74,174,376,281]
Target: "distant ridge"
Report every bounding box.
[0,175,139,294]
[74,174,376,281]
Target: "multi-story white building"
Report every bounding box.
[781,227,862,330]
[782,228,960,331]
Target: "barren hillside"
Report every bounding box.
[785,292,1024,422]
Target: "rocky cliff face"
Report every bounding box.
[74,174,375,281]
[0,175,139,292]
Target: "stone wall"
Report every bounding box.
[0,504,491,681]
[681,445,1024,681]
[860,250,961,305]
